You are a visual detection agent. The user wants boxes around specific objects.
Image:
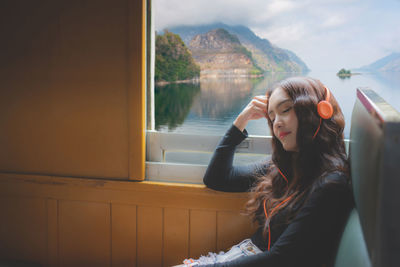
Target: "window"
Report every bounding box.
[145,0,399,183]
[145,0,274,183]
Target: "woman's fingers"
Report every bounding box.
[253,95,268,100]
[250,106,268,119]
[233,95,268,131]
[253,95,268,103]
[250,98,268,113]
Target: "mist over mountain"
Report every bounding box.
[167,23,309,73]
[358,52,400,72]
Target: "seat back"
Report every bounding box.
[334,88,400,267]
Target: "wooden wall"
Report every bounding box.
[0,1,257,266]
[0,173,256,266]
[0,0,145,180]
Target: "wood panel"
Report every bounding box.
[0,174,254,266]
[137,206,163,267]
[0,197,47,264]
[189,210,217,259]
[0,174,249,211]
[163,208,190,266]
[111,204,137,266]
[52,0,129,178]
[58,200,111,267]
[217,211,257,251]
[47,198,59,266]
[0,0,147,180]
[128,0,146,180]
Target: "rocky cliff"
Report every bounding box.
[188,28,263,77]
[169,23,309,73]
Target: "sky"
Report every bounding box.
[154,0,400,71]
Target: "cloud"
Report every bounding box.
[266,0,297,16]
[154,0,269,29]
[154,0,400,70]
[320,14,348,28]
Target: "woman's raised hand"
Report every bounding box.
[233,95,268,132]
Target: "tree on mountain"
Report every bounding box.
[155,31,200,82]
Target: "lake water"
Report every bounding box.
[155,70,400,138]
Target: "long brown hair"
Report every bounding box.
[245,77,349,237]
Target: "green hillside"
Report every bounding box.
[155,31,200,82]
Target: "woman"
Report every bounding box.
[180,77,353,267]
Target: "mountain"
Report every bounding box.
[167,23,309,73]
[155,31,200,82]
[358,52,400,72]
[188,28,263,77]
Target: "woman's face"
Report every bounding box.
[267,87,299,152]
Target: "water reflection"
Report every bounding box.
[370,71,400,91]
[155,72,294,134]
[155,71,400,138]
[155,82,200,131]
[190,77,260,118]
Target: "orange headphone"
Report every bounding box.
[317,86,334,119]
[312,86,333,139]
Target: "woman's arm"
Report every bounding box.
[203,172,353,266]
[203,95,270,192]
[203,124,269,192]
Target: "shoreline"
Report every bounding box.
[337,72,362,77]
[155,75,263,85]
[155,71,311,86]
[155,77,200,86]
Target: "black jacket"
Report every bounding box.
[202,125,353,267]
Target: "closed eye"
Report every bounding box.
[283,107,291,113]
[270,107,291,124]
